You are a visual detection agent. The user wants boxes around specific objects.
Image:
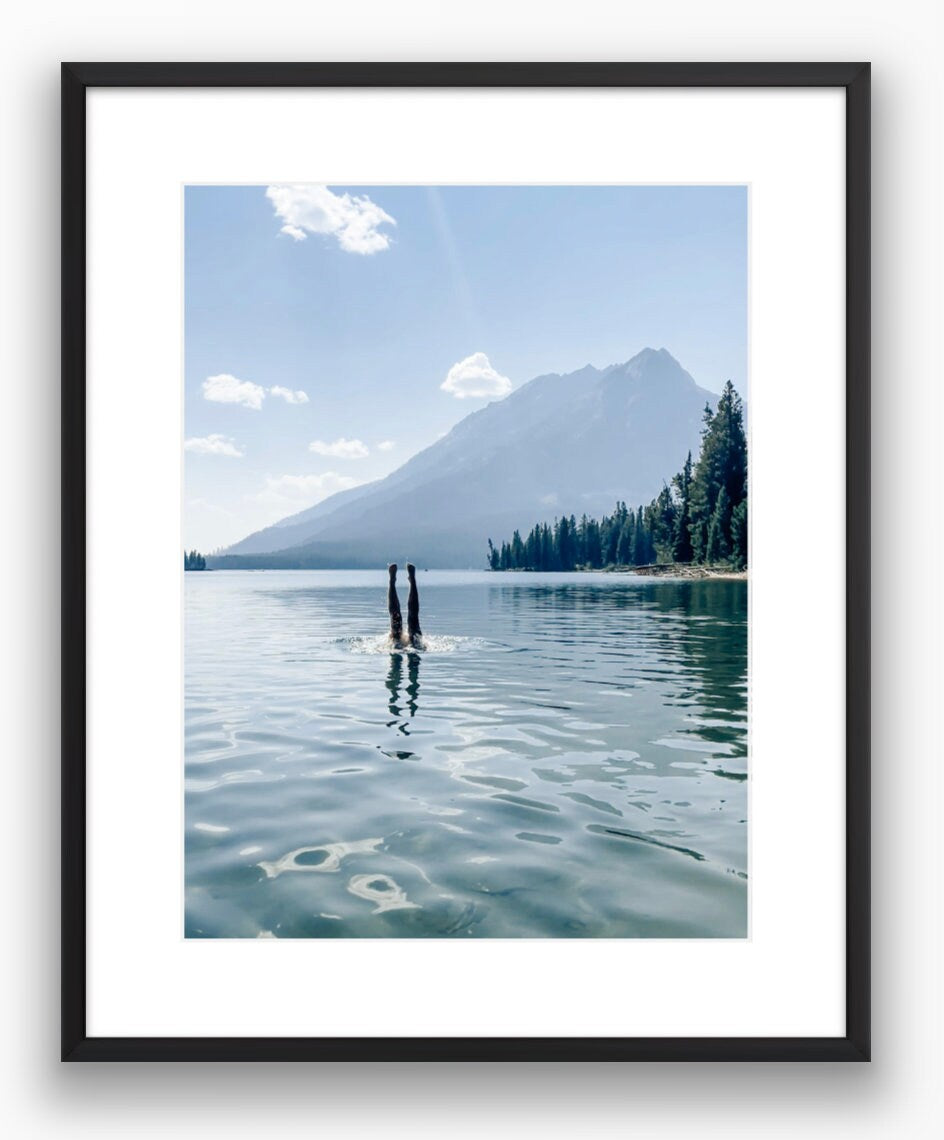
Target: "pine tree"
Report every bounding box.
[540,523,553,570]
[526,526,538,569]
[577,514,589,567]
[706,485,733,563]
[688,384,747,563]
[689,405,716,561]
[555,516,570,569]
[632,506,647,565]
[647,485,677,562]
[672,451,695,563]
[730,490,748,570]
[717,381,748,509]
[586,517,601,568]
[617,515,634,564]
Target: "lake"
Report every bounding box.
[185,570,748,938]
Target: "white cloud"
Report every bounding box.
[440,352,512,400]
[251,472,363,511]
[202,373,266,410]
[270,385,309,405]
[200,376,310,410]
[309,437,369,459]
[184,434,245,457]
[266,184,396,255]
[377,439,396,452]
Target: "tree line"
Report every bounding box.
[184,550,207,571]
[487,380,747,572]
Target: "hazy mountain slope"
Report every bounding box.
[225,480,381,556]
[215,348,721,569]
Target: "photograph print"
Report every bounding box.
[184,183,749,939]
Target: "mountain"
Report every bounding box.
[214,348,722,569]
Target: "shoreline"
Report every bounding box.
[199,563,747,579]
[617,563,747,581]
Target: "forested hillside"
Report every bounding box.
[487,381,747,572]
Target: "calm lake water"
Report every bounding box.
[185,570,748,938]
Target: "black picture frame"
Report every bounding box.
[61,61,870,1062]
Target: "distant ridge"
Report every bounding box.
[213,348,723,570]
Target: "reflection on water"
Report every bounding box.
[386,651,421,720]
[186,570,748,938]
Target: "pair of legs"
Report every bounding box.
[388,563,422,645]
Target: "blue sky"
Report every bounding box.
[185,184,747,551]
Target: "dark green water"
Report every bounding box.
[185,571,748,938]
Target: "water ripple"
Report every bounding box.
[186,570,748,938]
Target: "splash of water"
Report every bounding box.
[345,633,488,655]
